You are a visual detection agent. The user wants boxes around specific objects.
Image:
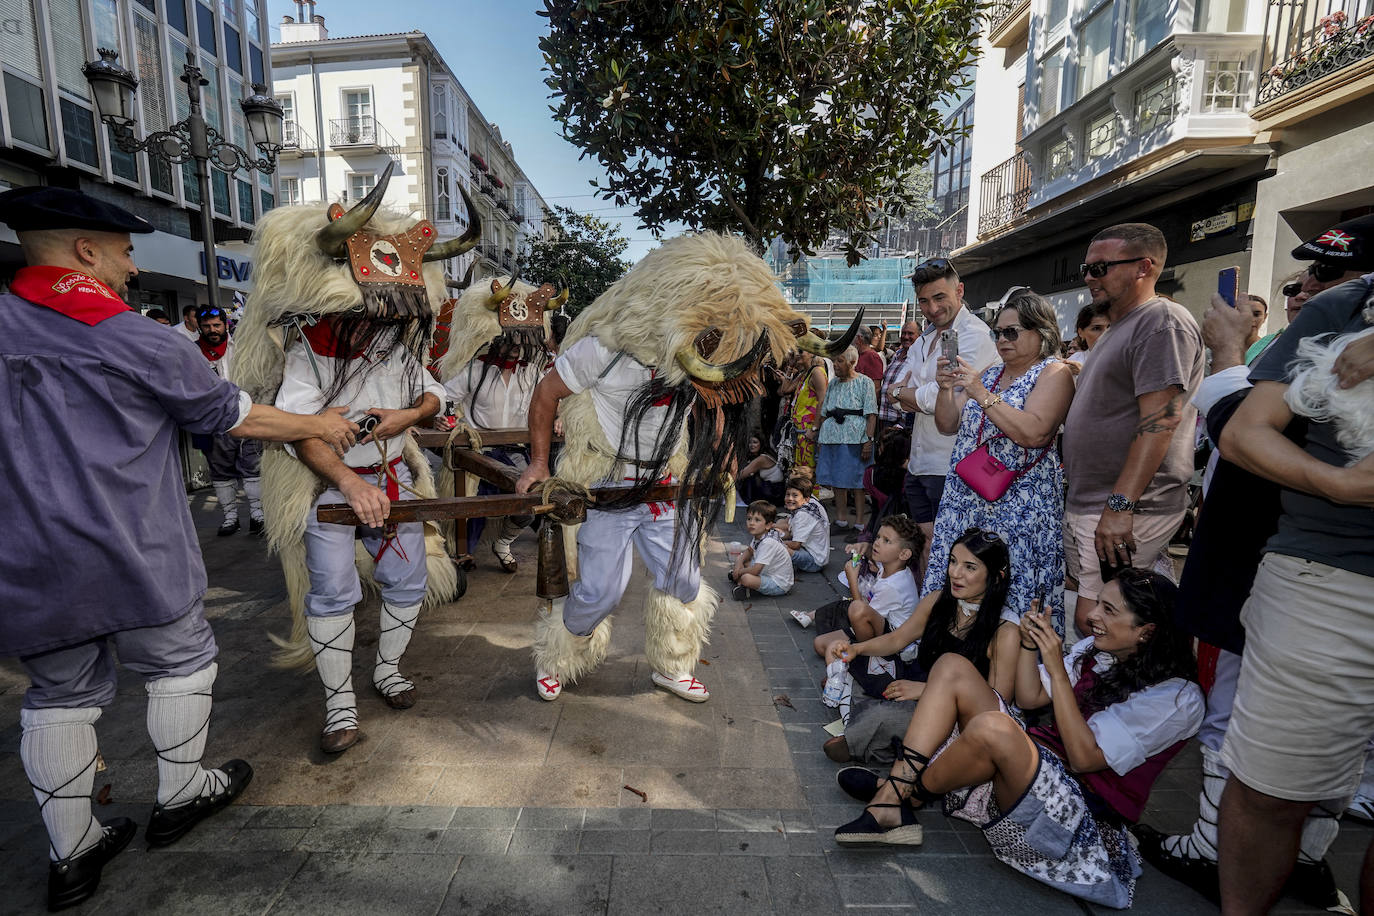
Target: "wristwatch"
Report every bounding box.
[890,385,903,399]
[1106,493,1137,513]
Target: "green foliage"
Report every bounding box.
[523,205,631,317]
[539,0,981,265]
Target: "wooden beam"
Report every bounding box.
[411,427,561,449]
[316,483,710,526]
[448,448,520,492]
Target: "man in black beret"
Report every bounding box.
[0,186,360,912]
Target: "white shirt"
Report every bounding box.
[1067,350,1088,366]
[556,335,678,470]
[1040,638,1205,775]
[201,337,235,381]
[174,321,199,342]
[865,568,920,630]
[1192,364,1252,493]
[898,305,1000,476]
[443,357,543,430]
[751,535,795,589]
[276,339,446,468]
[789,498,830,565]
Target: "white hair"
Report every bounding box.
[1284,324,1374,462]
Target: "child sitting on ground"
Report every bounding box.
[728,500,795,599]
[814,515,921,661]
[776,476,830,573]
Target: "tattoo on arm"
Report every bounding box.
[1132,389,1185,440]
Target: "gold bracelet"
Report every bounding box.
[979,392,1004,410]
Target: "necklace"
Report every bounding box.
[956,598,980,619]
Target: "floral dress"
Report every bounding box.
[789,368,823,483]
[921,359,1065,634]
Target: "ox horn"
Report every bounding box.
[676,330,768,382]
[316,160,394,258]
[552,287,570,308]
[486,264,520,309]
[444,260,477,293]
[796,308,866,357]
[423,180,482,261]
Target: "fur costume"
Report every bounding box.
[533,232,860,692]
[232,164,476,672]
[1283,295,1374,462]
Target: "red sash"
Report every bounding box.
[10,266,130,326]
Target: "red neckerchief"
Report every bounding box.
[301,320,366,359]
[10,266,130,326]
[197,336,229,361]
[476,351,526,372]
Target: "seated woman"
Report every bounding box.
[823,528,1021,764]
[735,432,784,505]
[833,568,1202,910]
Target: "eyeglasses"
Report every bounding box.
[1281,282,1304,298]
[1308,262,1347,282]
[1080,257,1149,279]
[989,326,1025,343]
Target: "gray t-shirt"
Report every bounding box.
[1249,276,1374,577]
[1062,297,1205,516]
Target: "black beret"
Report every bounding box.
[1291,213,1374,271]
[0,186,154,234]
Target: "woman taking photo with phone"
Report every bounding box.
[928,290,1077,633]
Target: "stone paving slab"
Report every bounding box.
[1,496,1371,913]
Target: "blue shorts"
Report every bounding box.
[792,550,825,572]
[758,575,789,597]
[902,473,946,524]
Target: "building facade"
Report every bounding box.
[271,2,549,284]
[0,0,276,311]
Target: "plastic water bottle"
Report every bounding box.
[822,659,847,708]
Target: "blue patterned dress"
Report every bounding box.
[921,359,1066,634]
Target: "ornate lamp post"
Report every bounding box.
[83,47,284,309]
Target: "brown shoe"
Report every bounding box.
[823,735,852,763]
[380,687,415,710]
[320,728,358,754]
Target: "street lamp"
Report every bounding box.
[83,47,284,309]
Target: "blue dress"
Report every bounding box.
[921,360,1066,634]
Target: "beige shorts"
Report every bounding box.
[1222,553,1374,802]
[1061,509,1182,600]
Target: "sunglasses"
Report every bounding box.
[1281,282,1304,298]
[1308,262,1347,282]
[961,526,1003,542]
[196,308,226,320]
[989,326,1026,343]
[1080,257,1148,279]
[909,257,956,284]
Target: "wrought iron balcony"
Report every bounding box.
[986,0,1030,46]
[978,150,1032,239]
[1257,1,1374,105]
[278,120,314,157]
[328,115,398,153]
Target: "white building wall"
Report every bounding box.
[964,37,1025,250]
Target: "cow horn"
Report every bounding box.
[486,264,520,309]
[316,160,394,258]
[423,180,482,261]
[552,287,570,308]
[444,260,477,292]
[796,308,865,356]
[676,330,767,382]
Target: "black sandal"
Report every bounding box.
[834,745,929,846]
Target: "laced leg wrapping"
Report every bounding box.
[212,480,239,523]
[20,707,103,862]
[492,517,522,563]
[242,476,264,522]
[1162,742,1227,862]
[307,613,357,734]
[373,602,420,698]
[146,663,227,807]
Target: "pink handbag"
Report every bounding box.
[954,371,1052,501]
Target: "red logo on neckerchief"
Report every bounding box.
[1316,229,1354,251]
[10,265,130,326]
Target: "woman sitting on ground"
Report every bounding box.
[735,431,784,505]
[833,568,1202,909]
[823,528,1021,764]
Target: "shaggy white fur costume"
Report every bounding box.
[1284,324,1374,462]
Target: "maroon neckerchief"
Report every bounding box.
[11,266,130,326]
[197,336,229,362]
[301,319,368,359]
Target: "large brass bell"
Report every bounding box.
[535,519,569,600]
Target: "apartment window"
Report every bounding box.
[1076,4,1115,99]
[348,172,376,201]
[168,0,190,35]
[278,94,296,143]
[1046,0,1070,33]
[1045,136,1074,181]
[60,99,99,166]
[212,170,231,215]
[224,24,243,74]
[260,188,275,213]
[249,44,264,84]
[1128,0,1170,61]
[1203,56,1252,111]
[433,85,448,138]
[182,161,200,203]
[1134,72,1177,132]
[202,60,222,133]
[281,176,301,205]
[237,178,255,222]
[1085,110,1118,160]
[135,0,155,9]
[344,89,372,121]
[51,0,91,97]
[196,3,217,54]
[109,127,139,181]
[4,73,49,150]
[932,97,973,219]
[92,0,121,52]
[436,167,451,220]
[1194,0,1245,32]
[1039,42,1067,121]
[222,0,238,15]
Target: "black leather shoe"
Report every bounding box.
[217,519,240,537]
[1132,823,1220,904]
[1284,857,1350,911]
[249,517,265,536]
[146,759,253,847]
[47,817,136,912]
[836,766,880,802]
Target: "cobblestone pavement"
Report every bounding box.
[0,497,1367,914]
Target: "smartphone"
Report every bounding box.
[940,329,959,365]
[1217,266,1239,308]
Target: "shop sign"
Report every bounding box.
[1190,210,1237,242]
[198,252,252,283]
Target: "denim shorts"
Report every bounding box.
[792,550,825,572]
[758,575,789,597]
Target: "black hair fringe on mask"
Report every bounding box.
[468,330,550,406]
[319,313,432,410]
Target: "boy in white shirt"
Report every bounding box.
[729,501,795,599]
[777,476,830,572]
[813,515,920,660]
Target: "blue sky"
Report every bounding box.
[272,1,671,261]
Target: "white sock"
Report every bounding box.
[1162,743,1226,861]
[307,614,357,733]
[374,602,420,697]
[242,476,263,521]
[146,663,228,806]
[20,707,103,862]
[212,480,239,523]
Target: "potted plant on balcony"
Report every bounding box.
[469,151,488,172]
[1265,12,1374,96]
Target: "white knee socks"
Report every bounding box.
[307,614,357,734]
[20,707,103,862]
[212,480,239,523]
[374,602,420,698]
[242,476,264,522]
[493,518,521,561]
[146,663,228,807]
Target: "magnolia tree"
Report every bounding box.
[523,205,631,318]
[539,0,981,264]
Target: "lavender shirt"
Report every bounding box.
[0,293,244,656]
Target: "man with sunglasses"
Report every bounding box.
[1061,223,1204,637]
[194,305,264,537]
[887,259,998,580]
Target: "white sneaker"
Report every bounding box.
[651,671,710,703]
[790,610,814,628]
[1346,795,1374,825]
[535,670,563,701]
